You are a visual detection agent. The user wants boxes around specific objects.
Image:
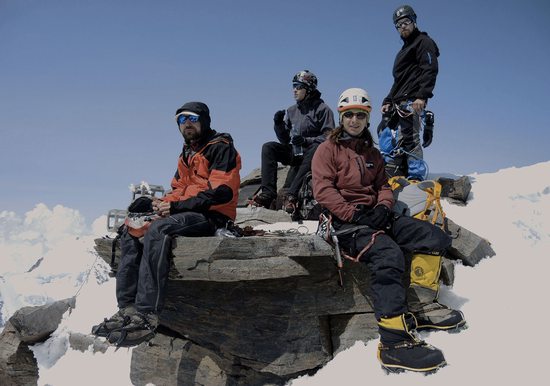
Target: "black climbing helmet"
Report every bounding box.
[393,5,417,24]
[292,70,318,91]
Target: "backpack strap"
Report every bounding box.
[414,180,446,227]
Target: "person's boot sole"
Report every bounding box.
[416,319,468,332]
[381,361,447,375]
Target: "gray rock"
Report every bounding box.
[238,166,291,208]
[235,207,291,227]
[91,214,488,384]
[440,257,456,286]
[0,298,74,386]
[438,175,472,205]
[8,297,75,344]
[446,218,496,266]
[0,322,38,386]
[68,332,110,353]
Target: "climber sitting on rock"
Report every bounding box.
[92,101,241,347]
[311,88,465,373]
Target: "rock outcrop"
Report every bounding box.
[0,169,495,386]
[0,298,75,386]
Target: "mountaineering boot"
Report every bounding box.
[107,311,158,347]
[408,253,466,331]
[283,194,297,214]
[377,313,446,373]
[91,305,137,337]
[249,191,275,209]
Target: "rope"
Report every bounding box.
[263,225,311,236]
[72,244,104,300]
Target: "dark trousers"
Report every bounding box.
[260,141,319,198]
[384,104,423,178]
[116,212,215,314]
[335,215,450,320]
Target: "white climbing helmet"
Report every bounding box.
[337,88,372,113]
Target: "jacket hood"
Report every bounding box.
[298,89,324,110]
[175,101,212,135]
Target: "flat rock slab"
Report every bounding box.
[171,235,333,281]
[446,218,496,266]
[235,207,292,226]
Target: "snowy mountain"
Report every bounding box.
[1,161,549,386]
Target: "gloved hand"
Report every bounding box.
[422,126,433,148]
[291,135,306,146]
[274,110,285,124]
[353,205,392,230]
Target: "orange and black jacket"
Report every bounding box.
[162,131,241,222]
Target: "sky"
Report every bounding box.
[1,0,550,224]
[0,160,549,385]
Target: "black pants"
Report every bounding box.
[335,215,450,320]
[380,102,424,179]
[116,212,215,314]
[260,141,319,198]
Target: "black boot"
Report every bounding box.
[91,305,136,337]
[107,311,158,347]
[249,191,275,209]
[378,313,446,373]
[413,302,466,331]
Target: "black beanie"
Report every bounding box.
[175,101,211,132]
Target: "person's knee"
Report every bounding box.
[144,218,170,241]
[376,265,406,284]
[432,226,452,251]
[262,141,278,156]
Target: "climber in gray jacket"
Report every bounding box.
[251,70,335,215]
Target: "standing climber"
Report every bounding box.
[378,5,439,180]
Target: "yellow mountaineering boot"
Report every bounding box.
[377,313,446,373]
[408,253,466,331]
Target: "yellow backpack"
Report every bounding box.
[388,176,446,227]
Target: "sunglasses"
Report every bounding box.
[177,114,200,125]
[293,83,307,90]
[395,18,413,29]
[342,111,368,120]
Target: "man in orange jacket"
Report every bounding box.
[92,101,241,346]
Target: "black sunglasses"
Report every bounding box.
[342,111,368,120]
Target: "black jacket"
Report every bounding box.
[274,90,335,146]
[383,29,440,105]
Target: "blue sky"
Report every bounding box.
[1,0,549,224]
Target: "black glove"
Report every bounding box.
[291,135,306,146]
[377,110,394,136]
[422,126,433,148]
[353,205,392,230]
[422,110,434,148]
[274,110,285,124]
